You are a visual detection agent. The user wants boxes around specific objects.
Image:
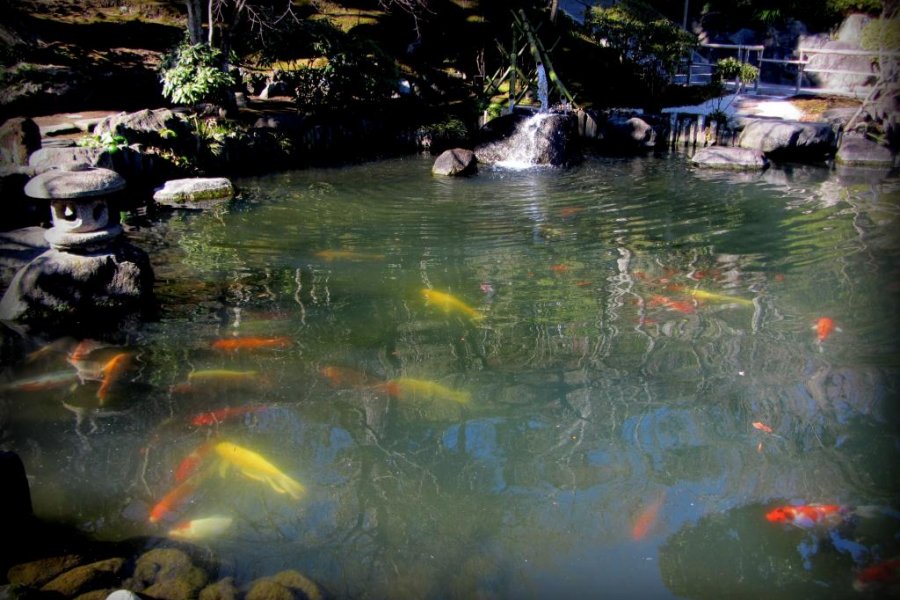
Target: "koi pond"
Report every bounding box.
[2,153,899,599]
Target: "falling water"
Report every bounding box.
[495,113,554,170]
[536,63,549,112]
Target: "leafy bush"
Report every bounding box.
[585,0,697,98]
[160,42,236,106]
[77,132,128,153]
[714,57,760,84]
[291,39,398,110]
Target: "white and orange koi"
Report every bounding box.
[421,289,484,321]
[214,441,305,500]
[168,516,233,540]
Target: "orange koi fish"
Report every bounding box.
[190,405,268,427]
[765,503,846,529]
[211,336,292,351]
[815,317,836,343]
[632,492,666,540]
[174,441,216,483]
[752,422,773,434]
[149,472,206,523]
[319,366,376,388]
[550,263,570,273]
[649,294,695,314]
[97,352,132,405]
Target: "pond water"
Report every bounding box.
[2,153,899,599]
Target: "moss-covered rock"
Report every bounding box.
[199,577,239,600]
[270,571,324,600]
[40,558,125,597]
[127,548,208,596]
[245,579,295,600]
[7,554,85,588]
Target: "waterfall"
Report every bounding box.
[536,63,549,112]
[496,113,554,169]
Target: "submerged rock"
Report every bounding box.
[691,146,769,170]
[245,570,324,600]
[41,557,126,597]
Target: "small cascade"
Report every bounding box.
[536,63,549,112]
[495,113,555,169]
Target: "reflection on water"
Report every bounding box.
[1,154,899,598]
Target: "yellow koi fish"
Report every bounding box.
[315,250,385,261]
[421,289,484,321]
[214,442,305,500]
[187,370,259,383]
[380,377,472,404]
[688,289,754,307]
[168,516,234,540]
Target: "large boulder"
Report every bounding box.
[601,115,657,153]
[29,146,113,174]
[432,148,477,176]
[93,108,192,150]
[475,112,579,167]
[804,40,877,92]
[0,242,156,329]
[691,146,769,170]
[737,119,837,161]
[835,135,895,167]
[0,117,41,166]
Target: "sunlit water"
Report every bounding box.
[2,154,899,599]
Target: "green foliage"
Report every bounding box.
[76,132,128,153]
[291,38,398,110]
[160,42,236,106]
[693,0,883,31]
[190,116,244,158]
[861,15,900,51]
[713,57,760,84]
[585,0,698,97]
[416,117,469,150]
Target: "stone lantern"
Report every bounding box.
[0,164,155,332]
[26,163,126,251]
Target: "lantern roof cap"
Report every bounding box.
[24,163,126,199]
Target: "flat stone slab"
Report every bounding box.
[691,146,769,170]
[153,177,234,209]
[835,136,895,167]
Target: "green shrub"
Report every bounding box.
[160,42,236,106]
[585,0,697,98]
[714,57,759,85]
[76,132,128,153]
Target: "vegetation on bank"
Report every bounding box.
[0,0,895,174]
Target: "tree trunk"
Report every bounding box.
[184,0,204,45]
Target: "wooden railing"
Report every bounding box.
[759,47,898,95]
